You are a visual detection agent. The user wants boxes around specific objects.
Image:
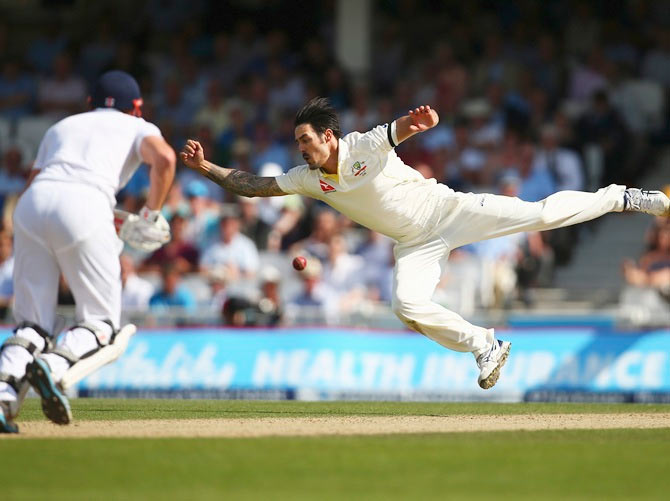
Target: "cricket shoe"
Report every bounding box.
[0,400,18,433]
[623,188,670,217]
[477,339,512,390]
[25,358,72,425]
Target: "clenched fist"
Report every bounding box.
[180,139,205,170]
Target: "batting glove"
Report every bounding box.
[119,206,171,252]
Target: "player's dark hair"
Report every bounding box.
[294,97,342,139]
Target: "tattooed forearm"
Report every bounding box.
[200,160,286,197]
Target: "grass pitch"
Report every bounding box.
[2,399,669,500]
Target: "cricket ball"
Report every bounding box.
[292,256,307,271]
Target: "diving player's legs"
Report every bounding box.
[443,185,626,249]
[391,236,511,389]
[392,237,493,353]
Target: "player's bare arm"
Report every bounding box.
[180,139,287,197]
[394,105,439,143]
[140,135,177,210]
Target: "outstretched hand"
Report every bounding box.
[408,105,439,132]
[180,139,205,170]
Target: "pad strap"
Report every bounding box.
[76,320,118,347]
[50,346,100,368]
[47,320,118,367]
[14,321,51,341]
[49,347,80,366]
[1,336,42,355]
[0,371,21,393]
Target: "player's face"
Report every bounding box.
[295,124,330,169]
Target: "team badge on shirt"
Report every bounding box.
[319,179,336,193]
[352,161,367,177]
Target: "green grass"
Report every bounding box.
[12,397,670,421]
[2,430,670,500]
[2,399,670,500]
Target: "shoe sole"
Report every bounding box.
[478,342,512,390]
[26,359,72,425]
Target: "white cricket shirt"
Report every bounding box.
[33,108,162,206]
[276,124,453,242]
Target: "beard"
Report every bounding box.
[304,154,319,169]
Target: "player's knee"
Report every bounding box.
[391,295,423,320]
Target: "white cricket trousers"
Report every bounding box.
[12,180,123,333]
[391,184,626,356]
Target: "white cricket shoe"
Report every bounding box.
[476,339,512,390]
[623,188,670,217]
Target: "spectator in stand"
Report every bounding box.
[206,33,239,91]
[141,214,199,274]
[576,90,631,187]
[36,52,86,118]
[200,208,259,280]
[0,228,13,319]
[321,234,366,316]
[229,138,254,175]
[530,35,563,100]
[255,162,304,241]
[291,208,339,262]
[182,179,220,248]
[149,263,196,312]
[323,66,351,110]
[464,98,504,150]
[250,122,290,172]
[0,60,36,121]
[443,116,487,189]
[288,257,335,322]
[471,33,519,95]
[267,58,305,113]
[622,222,670,296]
[78,19,117,84]
[641,27,670,89]
[192,79,232,138]
[222,296,258,326]
[207,267,228,313]
[216,101,251,166]
[356,230,394,303]
[256,265,283,326]
[120,254,154,313]
[534,124,584,192]
[340,85,378,134]
[517,142,556,202]
[155,75,194,135]
[568,48,610,104]
[533,124,584,265]
[485,127,525,188]
[238,196,272,251]
[160,181,189,221]
[0,144,30,200]
[25,22,67,74]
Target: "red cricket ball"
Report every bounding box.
[292,256,307,271]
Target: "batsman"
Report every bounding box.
[0,71,175,433]
[181,98,669,394]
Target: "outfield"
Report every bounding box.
[2,399,669,500]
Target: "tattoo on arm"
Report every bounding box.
[200,161,286,197]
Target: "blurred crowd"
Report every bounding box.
[1,0,670,325]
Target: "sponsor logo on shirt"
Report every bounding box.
[352,161,367,177]
[319,179,336,193]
